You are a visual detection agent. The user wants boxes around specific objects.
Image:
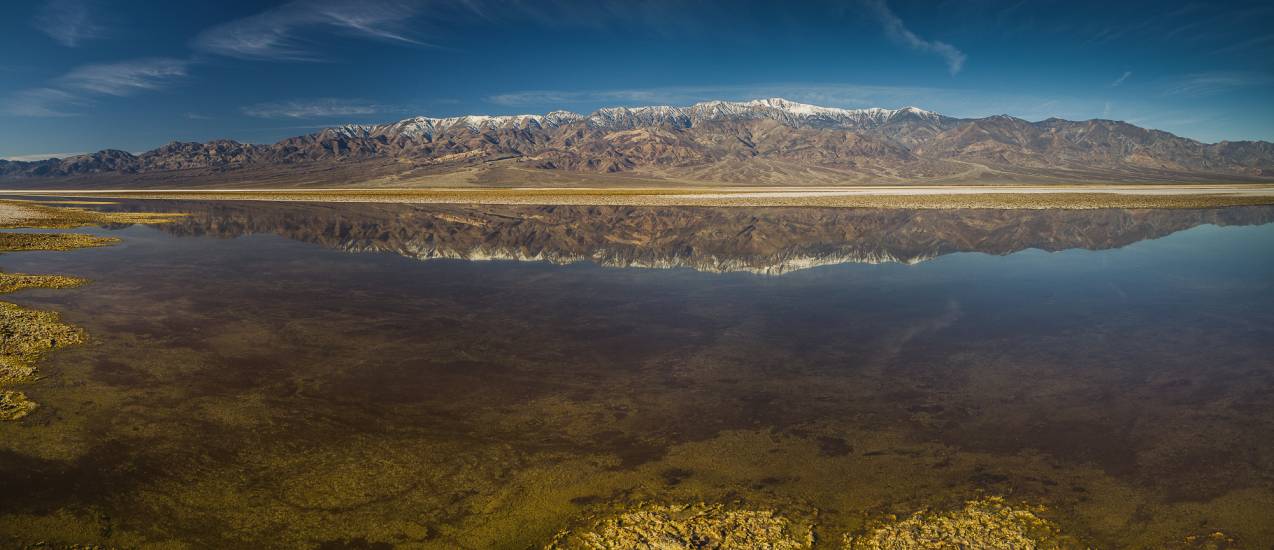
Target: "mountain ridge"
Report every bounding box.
[3,98,1272,187]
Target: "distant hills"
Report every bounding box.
[3,98,1272,188]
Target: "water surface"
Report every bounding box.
[2,201,1273,548]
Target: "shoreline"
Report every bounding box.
[0,200,182,421]
[4,184,1274,209]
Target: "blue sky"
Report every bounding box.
[2,0,1273,159]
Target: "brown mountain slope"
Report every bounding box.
[2,98,1271,188]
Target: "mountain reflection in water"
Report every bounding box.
[0,200,1272,548]
[125,201,1274,273]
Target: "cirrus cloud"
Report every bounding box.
[31,0,106,47]
[1,88,85,117]
[860,0,966,75]
[3,58,191,118]
[59,58,191,96]
[194,0,426,61]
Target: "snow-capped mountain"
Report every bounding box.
[332,98,947,140]
[2,98,1272,187]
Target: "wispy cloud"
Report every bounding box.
[860,0,966,75]
[1,88,84,117]
[184,112,214,120]
[194,0,426,61]
[1210,33,1274,55]
[3,58,191,118]
[1110,71,1132,87]
[1163,71,1274,97]
[31,0,106,47]
[242,98,391,119]
[2,151,87,162]
[59,58,190,96]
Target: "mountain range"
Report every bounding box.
[4,98,1273,188]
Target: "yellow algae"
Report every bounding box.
[0,233,119,252]
[0,198,184,230]
[843,497,1076,550]
[0,272,87,294]
[548,502,812,549]
[0,300,84,387]
[0,271,90,420]
[0,390,38,421]
[1174,530,1239,549]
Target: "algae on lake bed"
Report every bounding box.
[0,271,86,294]
[548,502,814,549]
[0,199,178,421]
[0,232,119,252]
[0,200,1272,548]
[0,390,38,421]
[844,497,1075,550]
[0,198,183,229]
[0,301,83,420]
[546,496,1074,550]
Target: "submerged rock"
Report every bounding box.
[548,503,812,549]
[843,497,1072,550]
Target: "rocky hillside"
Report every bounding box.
[4,98,1272,187]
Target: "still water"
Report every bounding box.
[2,201,1273,548]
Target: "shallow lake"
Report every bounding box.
[2,200,1273,548]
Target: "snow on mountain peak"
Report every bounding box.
[341,98,945,140]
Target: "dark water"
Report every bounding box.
[2,201,1273,548]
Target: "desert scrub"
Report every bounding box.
[843,496,1076,550]
[547,502,812,549]
[0,232,119,252]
